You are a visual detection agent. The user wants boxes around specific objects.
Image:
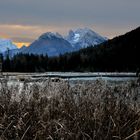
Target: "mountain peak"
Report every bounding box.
[39,32,63,40]
[19,31,73,57]
[74,27,94,33]
[0,39,17,53]
[66,28,107,49]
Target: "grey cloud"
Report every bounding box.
[0,0,139,40]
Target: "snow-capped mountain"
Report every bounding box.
[18,28,107,56]
[3,28,107,57]
[20,32,73,56]
[0,39,17,53]
[66,28,107,50]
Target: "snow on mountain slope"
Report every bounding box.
[66,28,107,50]
[0,39,17,53]
[20,32,73,56]
[19,29,107,56]
[3,28,107,57]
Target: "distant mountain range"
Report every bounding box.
[0,39,17,53]
[2,26,140,72]
[0,28,107,57]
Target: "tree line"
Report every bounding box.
[1,26,140,72]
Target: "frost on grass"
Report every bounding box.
[0,79,140,140]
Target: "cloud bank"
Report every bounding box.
[0,0,139,46]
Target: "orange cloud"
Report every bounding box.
[14,42,30,48]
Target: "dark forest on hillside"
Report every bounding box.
[1,27,140,72]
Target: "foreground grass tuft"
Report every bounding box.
[0,79,140,140]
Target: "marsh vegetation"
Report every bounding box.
[0,79,140,140]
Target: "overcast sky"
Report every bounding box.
[0,0,140,46]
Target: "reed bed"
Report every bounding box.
[0,79,140,140]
